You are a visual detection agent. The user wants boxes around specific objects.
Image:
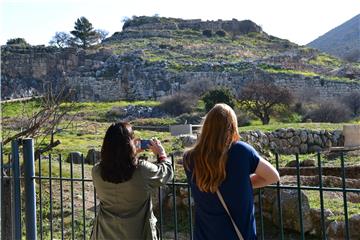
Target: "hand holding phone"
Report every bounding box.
[140,139,151,150]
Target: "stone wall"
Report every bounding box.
[279,165,360,178]
[2,45,360,101]
[118,17,262,36]
[239,128,344,154]
[180,128,344,154]
[67,61,360,101]
[1,45,82,98]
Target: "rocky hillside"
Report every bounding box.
[2,16,360,101]
[307,14,360,62]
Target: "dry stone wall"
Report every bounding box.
[2,46,360,101]
[239,128,344,154]
[180,128,344,154]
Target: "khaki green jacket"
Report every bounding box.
[91,159,173,240]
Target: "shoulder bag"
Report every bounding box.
[216,190,244,240]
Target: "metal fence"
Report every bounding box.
[1,139,359,239]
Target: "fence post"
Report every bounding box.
[23,138,37,239]
[11,139,22,240]
[1,143,13,240]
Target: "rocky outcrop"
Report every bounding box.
[262,189,313,233]
[326,214,360,239]
[66,151,83,164]
[260,175,360,238]
[84,149,101,165]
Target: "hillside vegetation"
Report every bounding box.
[100,16,360,80]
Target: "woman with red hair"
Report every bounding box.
[183,103,279,240]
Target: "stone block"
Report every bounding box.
[343,124,360,147]
[66,151,83,164]
[170,124,192,136]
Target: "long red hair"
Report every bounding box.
[184,103,240,193]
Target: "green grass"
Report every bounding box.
[263,68,357,83]
[61,100,160,115]
[35,158,89,178]
[130,117,178,126]
[308,54,343,67]
[306,190,360,221]
[1,99,42,117]
[239,122,343,132]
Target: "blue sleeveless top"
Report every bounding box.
[184,141,260,240]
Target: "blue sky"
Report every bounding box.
[1,0,359,46]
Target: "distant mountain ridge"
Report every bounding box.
[307,14,360,62]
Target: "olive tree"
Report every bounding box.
[238,80,293,124]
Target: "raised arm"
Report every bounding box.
[140,138,174,189]
[250,157,280,189]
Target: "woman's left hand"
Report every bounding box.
[133,138,144,155]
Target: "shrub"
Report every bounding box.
[6,38,30,47]
[344,49,360,62]
[176,112,203,124]
[305,101,351,123]
[202,87,236,112]
[342,91,360,116]
[182,79,214,96]
[215,30,226,37]
[158,93,197,116]
[293,102,305,115]
[236,111,251,126]
[105,107,126,120]
[202,29,213,38]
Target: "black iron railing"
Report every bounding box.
[1,139,359,239]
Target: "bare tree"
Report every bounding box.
[49,32,72,48]
[238,80,293,124]
[96,29,109,41]
[2,83,76,156]
[342,91,360,116]
[306,100,351,123]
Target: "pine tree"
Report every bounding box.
[70,17,99,48]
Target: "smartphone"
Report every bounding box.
[140,139,151,150]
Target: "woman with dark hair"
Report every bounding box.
[91,122,173,240]
[183,104,279,240]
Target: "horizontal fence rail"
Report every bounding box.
[1,141,359,239]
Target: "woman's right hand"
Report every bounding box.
[148,138,166,158]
